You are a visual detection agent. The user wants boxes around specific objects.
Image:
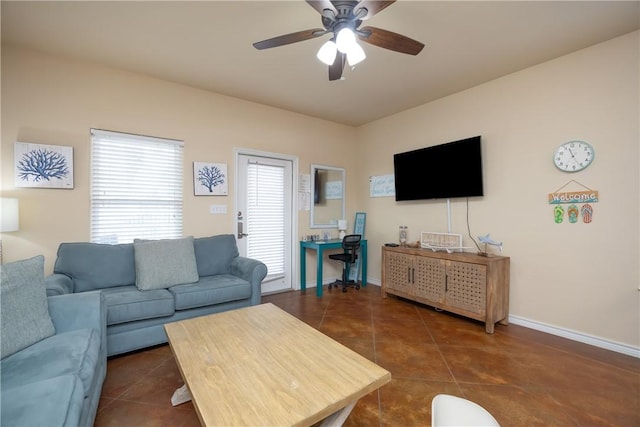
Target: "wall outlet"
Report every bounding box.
[210,204,227,214]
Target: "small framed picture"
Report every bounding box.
[193,162,228,196]
[14,142,74,189]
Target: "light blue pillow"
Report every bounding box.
[1,255,55,359]
[133,236,199,290]
[193,234,239,276]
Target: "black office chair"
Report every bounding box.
[328,234,362,292]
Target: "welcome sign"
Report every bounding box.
[548,190,599,204]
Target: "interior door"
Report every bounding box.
[236,151,295,294]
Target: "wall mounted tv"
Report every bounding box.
[393,135,483,201]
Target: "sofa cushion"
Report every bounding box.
[1,328,101,398]
[194,234,239,277]
[134,236,199,290]
[54,242,136,292]
[169,274,251,310]
[1,255,55,359]
[1,374,84,427]
[101,286,175,325]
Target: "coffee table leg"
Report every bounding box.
[319,401,356,427]
[171,384,192,406]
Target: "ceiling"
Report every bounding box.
[2,1,638,126]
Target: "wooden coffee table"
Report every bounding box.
[164,303,391,427]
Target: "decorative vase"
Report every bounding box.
[399,226,407,246]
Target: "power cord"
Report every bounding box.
[466,198,482,252]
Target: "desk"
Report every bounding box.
[300,239,367,297]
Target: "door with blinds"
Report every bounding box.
[236,152,294,294]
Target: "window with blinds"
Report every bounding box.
[247,161,285,279]
[90,129,184,244]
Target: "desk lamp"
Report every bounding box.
[338,219,347,240]
[1,198,19,264]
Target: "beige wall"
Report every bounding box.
[0,46,357,281]
[2,31,638,351]
[357,31,639,350]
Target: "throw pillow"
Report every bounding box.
[193,234,239,277]
[1,255,56,359]
[133,236,199,291]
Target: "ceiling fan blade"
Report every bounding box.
[358,26,424,55]
[329,52,346,81]
[306,0,337,16]
[253,28,325,50]
[353,1,396,20]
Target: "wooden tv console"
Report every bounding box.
[381,246,510,333]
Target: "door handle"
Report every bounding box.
[237,222,248,239]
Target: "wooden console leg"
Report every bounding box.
[485,322,495,334]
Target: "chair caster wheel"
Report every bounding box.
[356,285,360,290]
[342,288,347,293]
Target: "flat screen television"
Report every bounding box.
[393,136,483,201]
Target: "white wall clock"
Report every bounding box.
[553,140,595,172]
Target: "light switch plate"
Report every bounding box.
[210,204,227,214]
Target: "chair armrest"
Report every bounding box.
[230,256,268,305]
[48,291,107,352]
[45,273,73,296]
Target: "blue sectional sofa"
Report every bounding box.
[46,234,268,356]
[1,256,107,427]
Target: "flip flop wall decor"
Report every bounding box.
[581,203,593,223]
[554,205,564,223]
[553,203,595,223]
[549,180,598,224]
[567,204,579,223]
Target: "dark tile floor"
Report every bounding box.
[95,285,640,427]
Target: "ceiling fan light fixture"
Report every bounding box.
[316,40,337,65]
[335,27,356,53]
[252,1,424,81]
[346,43,366,66]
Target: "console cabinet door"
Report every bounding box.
[414,256,445,303]
[384,251,414,295]
[444,260,487,316]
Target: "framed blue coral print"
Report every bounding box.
[193,162,228,196]
[14,142,74,189]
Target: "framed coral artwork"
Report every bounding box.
[193,162,228,196]
[14,142,74,189]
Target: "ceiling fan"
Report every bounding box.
[253,0,424,81]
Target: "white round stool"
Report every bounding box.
[431,394,500,426]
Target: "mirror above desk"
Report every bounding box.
[310,164,345,229]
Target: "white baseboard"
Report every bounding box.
[314,280,640,358]
[508,315,640,358]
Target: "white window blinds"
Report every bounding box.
[247,161,285,278]
[90,129,184,244]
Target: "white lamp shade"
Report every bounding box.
[338,219,348,231]
[1,198,19,232]
[317,40,338,65]
[336,28,356,53]
[346,43,366,66]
